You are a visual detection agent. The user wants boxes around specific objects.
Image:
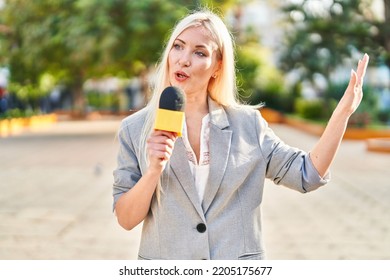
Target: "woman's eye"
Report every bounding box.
[195,51,206,57]
[173,44,182,50]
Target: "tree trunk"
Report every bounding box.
[72,85,86,118]
[384,0,390,66]
[71,72,86,118]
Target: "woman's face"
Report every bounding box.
[168,26,221,98]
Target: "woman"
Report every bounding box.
[113,9,369,260]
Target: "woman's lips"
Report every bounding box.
[175,71,189,82]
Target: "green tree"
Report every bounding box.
[231,1,288,109]
[278,0,390,124]
[279,0,390,90]
[373,0,390,68]
[236,43,288,109]
[279,0,380,84]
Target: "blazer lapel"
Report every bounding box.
[202,99,232,213]
[169,138,204,218]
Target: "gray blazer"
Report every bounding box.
[113,99,329,260]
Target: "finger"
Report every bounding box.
[147,134,176,148]
[150,149,172,160]
[148,144,174,160]
[356,53,369,85]
[147,136,175,156]
[153,130,178,142]
[348,69,358,89]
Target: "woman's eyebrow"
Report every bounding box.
[175,38,186,44]
[175,38,208,49]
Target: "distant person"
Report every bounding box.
[113,9,369,259]
[0,87,8,114]
[49,86,62,111]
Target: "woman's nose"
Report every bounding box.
[178,53,191,67]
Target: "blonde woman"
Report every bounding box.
[113,9,369,260]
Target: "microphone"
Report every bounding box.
[154,86,185,136]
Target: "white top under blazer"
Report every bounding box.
[182,114,210,202]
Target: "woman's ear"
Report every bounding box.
[213,61,222,78]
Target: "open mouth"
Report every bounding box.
[175,71,189,79]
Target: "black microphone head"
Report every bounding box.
[159,86,185,111]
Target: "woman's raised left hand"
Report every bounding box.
[337,53,369,116]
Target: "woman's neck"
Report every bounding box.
[185,94,208,117]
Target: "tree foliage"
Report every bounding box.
[277,0,390,125]
[279,0,390,82]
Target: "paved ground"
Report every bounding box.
[262,124,390,260]
[0,117,389,260]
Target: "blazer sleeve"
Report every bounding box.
[112,119,142,210]
[255,110,330,193]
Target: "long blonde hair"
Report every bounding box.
[140,9,241,201]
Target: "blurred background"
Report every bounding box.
[0,0,389,260]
